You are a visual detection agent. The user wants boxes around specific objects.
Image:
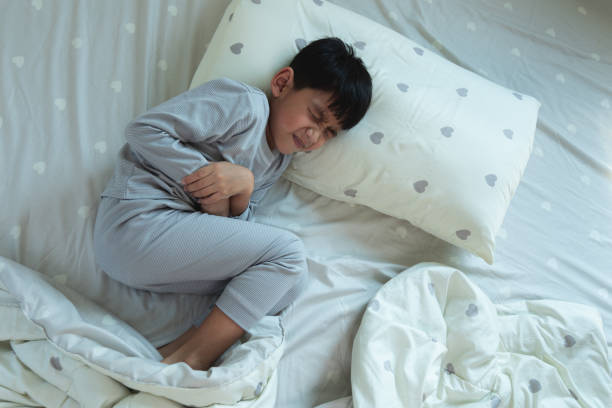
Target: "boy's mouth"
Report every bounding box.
[293,134,306,149]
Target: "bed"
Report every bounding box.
[1,0,611,407]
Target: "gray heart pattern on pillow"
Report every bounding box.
[456,229,471,240]
[354,41,366,50]
[503,129,514,139]
[295,38,307,50]
[344,189,357,197]
[413,47,424,56]
[230,42,243,54]
[513,92,523,100]
[369,132,384,144]
[397,83,409,92]
[413,180,428,193]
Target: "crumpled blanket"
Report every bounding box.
[351,262,612,407]
[0,257,282,408]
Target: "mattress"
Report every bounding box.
[1,0,611,406]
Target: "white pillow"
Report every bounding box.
[190,0,540,264]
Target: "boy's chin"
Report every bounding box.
[277,143,297,155]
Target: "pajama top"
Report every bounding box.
[101,77,293,221]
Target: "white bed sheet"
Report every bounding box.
[258,0,612,405]
[312,0,612,325]
[1,0,611,407]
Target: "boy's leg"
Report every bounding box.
[161,306,244,370]
[158,276,307,360]
[158,275,306,358]
[94,198,307,369]
[157,325,198,358]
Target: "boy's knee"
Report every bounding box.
[283,231,305,258]
[287,238,308,295]
[281,232,306,266]
[273,231,307,281]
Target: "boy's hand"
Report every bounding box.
[200,197,230,217]
[182,162,254,205]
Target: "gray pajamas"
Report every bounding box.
[93,78,306,331]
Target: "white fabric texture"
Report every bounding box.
[0,257,283,407]
[351,263,611,407]
[1,0,611,407]
[190,0,541,264]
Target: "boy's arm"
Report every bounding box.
[230,190,253,217]
[200,198,230,217]
[201,194,251,218]
[229,179,276,221]
[183,161,254,214]
[125,80,255,185]
[182,160,254,218]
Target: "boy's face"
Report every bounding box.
[266,67,341,155]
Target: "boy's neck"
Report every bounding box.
[265,121,275,152]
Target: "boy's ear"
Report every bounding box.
[270,67,294,98]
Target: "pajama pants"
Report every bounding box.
[93,196,308,331]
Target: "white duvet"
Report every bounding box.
[0,257,282,408]
[2,255,610,407]
[351,263,612,407]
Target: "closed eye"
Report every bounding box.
[309,109,336,139]
[308,109,321,123]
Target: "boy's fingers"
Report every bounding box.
[182,165,213,185]
[199,192,225,205]
[184,178,214,193]
[191,184,217,198]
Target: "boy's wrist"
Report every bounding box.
[239,166,254,195]
[230,167,254,217]
[230,191,251,216]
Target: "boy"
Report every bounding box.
[93,37,372,371]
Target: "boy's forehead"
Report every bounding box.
[309,90,336,117]
[311,98,328,113]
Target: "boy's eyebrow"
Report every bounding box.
[312,101,339,134]
[311,102,326,119]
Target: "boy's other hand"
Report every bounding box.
[182,162,254,205]
[199,197,230,217]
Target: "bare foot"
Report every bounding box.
[157,326,197,358]
[157,344,173,359]
[160,306,245,371]
[162,344,209,371]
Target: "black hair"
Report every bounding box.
[289,37,372,130]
